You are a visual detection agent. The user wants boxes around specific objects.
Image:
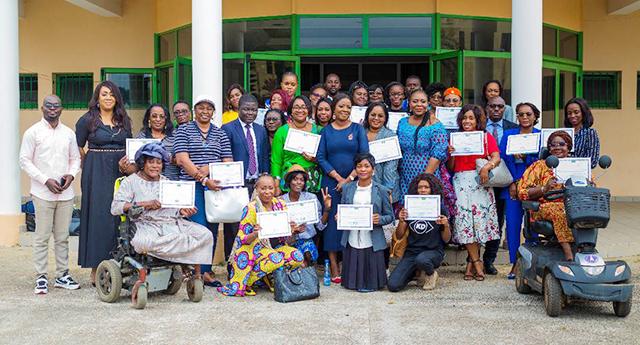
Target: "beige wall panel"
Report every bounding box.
[294,0,435,14]
[544,0,583,31]
[437,0,510,18]
[155,0,191,32]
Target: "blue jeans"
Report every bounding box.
[191,183,218,274]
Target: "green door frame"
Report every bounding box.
[543,59,582,127]
[248,53,301,96]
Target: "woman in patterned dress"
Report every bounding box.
[564,98,600,169]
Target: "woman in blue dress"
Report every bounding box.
[317,93,369,283]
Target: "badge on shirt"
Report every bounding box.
[347,133,353,141]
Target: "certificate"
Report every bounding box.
[159,180,195,208]
[554,157,591,183]
[404,195,441,221]
[541,128,575,152]
[208,161,244,187]
[369,136,402,163]
[255,108,268,127]
[387,112,408,132]
[126,138,160,162]
[506,133,541,155]
[450,131,485,156]
[283,128,321,157]
[350,106,367,124]
[337,204,373,231]
[287,199,319,225]
[435,107,461,130]
[257,211,291,239]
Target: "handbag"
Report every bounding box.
[204,187,249,223]
[475,158,513,188]
[273,266,320,303]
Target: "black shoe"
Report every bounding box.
[484,264,498,275]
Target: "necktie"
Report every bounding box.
[245,124,257,175]
[492,124,499,142]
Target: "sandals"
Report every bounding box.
[463,262,474,281]
[472,260,485,281]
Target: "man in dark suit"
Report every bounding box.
[221,94,270,261]
[483,96,518,275]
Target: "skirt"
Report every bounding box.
[452,171,500,245]
[341,245,387,291]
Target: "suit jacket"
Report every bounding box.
[222,119,270,178]
[340,181,394,252]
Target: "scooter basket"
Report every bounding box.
[563,187,610,229]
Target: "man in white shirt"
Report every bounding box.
[19,95,81,294]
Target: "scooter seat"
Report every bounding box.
[532,220,555,238]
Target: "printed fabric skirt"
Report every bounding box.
[341,244,387,291]
[451,171,501,245]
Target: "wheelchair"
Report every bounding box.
[95,177,204,309]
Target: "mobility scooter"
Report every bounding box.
[515,155,633,317]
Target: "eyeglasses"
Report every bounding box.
[488,104,505,109]
[292,105,307,111]
[43,102,62,109]
[369,90,383,95]
[517,112,533,117]
[265,117,280,122]
[311,92,324,98]
[173,109,190,116]
[549,142,568,148]
[389,92,404,98]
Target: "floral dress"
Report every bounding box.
[218,198,304,296]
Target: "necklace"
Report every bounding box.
[291,121,308,130]
[197,123,210,143]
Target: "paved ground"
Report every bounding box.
[2,202,639,345]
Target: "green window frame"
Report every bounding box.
[583,71,621,109]
[19,73,38,109]
[542,24,582,64]
[637,72,639,109]
[439,14,512,52]
[53,73,93,109]
[101,68,155,109]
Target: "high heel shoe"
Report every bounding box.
[473,259,485,281]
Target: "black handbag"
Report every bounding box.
[273,266,320,303]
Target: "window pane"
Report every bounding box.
[542,68,556,128]
[157,67,175,107]
[249,59,295,106]
[362,63,397,86]
[543,26,557,56]
[463,57,511,106]
[583,72,621,109]
[559,30,578,60]
[559,71,577,109]
[224,19,291,53]
[19,74,38,109]
[178,27,192,57]
[368,17,432,48]
[441,17,511,52]
[55,74,93,109]
[105,72,153,109]
[438,58,458,89]
[158,31,177,62]
[299,17,362,49]
[400,63,429,88]
[223,59,245,95]
[178,64,192,105]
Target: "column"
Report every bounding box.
[192,0,223,127]
[0,0,23,246]
[511,0,542,126]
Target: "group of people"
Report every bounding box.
[19,71,601,297]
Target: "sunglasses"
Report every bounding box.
[44,102,62,109]
[549,142,568,148]
[489,104,505,109]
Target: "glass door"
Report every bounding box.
[248,53,300,106]
[541,61,582,128]
[431,50,461,88]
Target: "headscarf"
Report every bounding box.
[443,87,462,98]
[134,142,170,168]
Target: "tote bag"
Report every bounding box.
[475,158,513,188]
[204,187,249,223]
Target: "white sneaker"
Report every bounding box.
[54,271,80,290]
[34,275,48,295]
[422,271,438,290]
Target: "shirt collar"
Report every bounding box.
[238,119,253,129]
[490,119,504,127]
[40,118,59,130]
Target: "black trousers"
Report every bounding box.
[483,194,506,265]
[387,249,444,292]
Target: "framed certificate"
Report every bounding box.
[506,133,541,155]
[126,138,161,162]
[450,131,485,156]
[159,180,195,208]
[404,195,440,221]
[554,157,591,183]
[283,128,321,157]
[541,128,575,152]
[287,199,319,225]
[337,204,373,231]
[257,211,291,239]
[255,108,268,127]
[209,161,244,187]
[369,136,402,163]
[435,107,461,130]
[387,112,408,132]
[350,106,367,124]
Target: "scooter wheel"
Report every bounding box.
[613,299,632,317]
[515,258,531,294]
[544,273,564,317]
[187,277,203,302]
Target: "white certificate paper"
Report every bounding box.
[541,128,575,152]
[506,133,541,155]
[350,106,367,124]
[287,199,319,225]
[257,211,291,239]
[369,136,402,163]
[208,161,244,187]
[255,108,268,127]
[283,128,321,157]
[387,112,408,132]
[159,180,195,208]
[554,158,591,183]
[435,107,461,130]
[337,204,373,231]
[126,138,161,162]
[405,195,441,221]
[450,131,485,156]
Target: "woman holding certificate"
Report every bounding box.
[271,95,323,193]
[499,102,541,278]
[339,153,394,292]
[136,103,179,180]
[363,102,400,203]
[317,93,369,283]
[446,104,501,281]
[111,143,213,265]
[564,98,600,169]
[218,175,304,297]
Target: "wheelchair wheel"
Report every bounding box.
[164,266,183,295]
[613,299,632,317]
[96,260,122,303]
[544,273,564,317]
[515,258,531,294]
[187,277,203,302]
[131,282,147,309]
